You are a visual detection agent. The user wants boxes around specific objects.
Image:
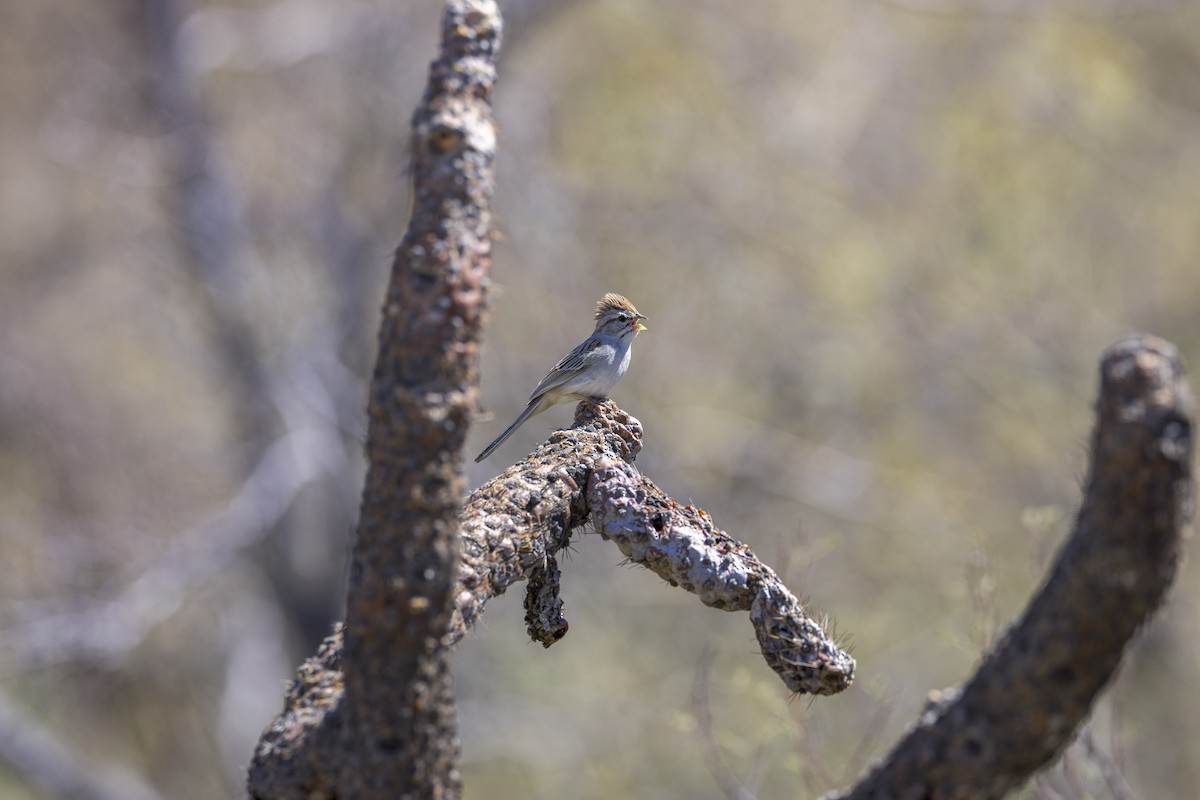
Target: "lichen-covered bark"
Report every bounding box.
[247,2,501,797]
[588,457,855,695]
[454,399,854,693]
[335,0,500,795]
[828,334,1194,800]
[451,400,642,643]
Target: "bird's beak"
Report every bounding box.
[634,314,648,332]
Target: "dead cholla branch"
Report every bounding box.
[457,400,855,694]
[587,451,855,695]
[825,335,1193,800]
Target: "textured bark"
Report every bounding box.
[247,1,500,797]
[251,331,1189,797]
[248,397,853,798]
[828,334,1193,800]
[248,335,1185,800]
[246,0,1191,792]
[454,400,854,693]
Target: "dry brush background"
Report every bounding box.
[1,0,1198,798]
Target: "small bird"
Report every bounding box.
[475,293,647,462]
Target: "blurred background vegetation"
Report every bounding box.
[1,0,1198,798]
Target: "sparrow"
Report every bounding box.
[475,293,647,462]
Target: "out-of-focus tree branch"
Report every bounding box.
[249,0,501,796]
[0,691,165,800]
[0,428,341,669]
[137,0,274,439]
[828,334,1193,800]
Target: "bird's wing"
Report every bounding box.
[528,338,606,399]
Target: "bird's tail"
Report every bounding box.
[474,398,545,463]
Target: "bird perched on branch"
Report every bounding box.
[475,293,647,462]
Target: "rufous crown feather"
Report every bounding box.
[595,293,641,320]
